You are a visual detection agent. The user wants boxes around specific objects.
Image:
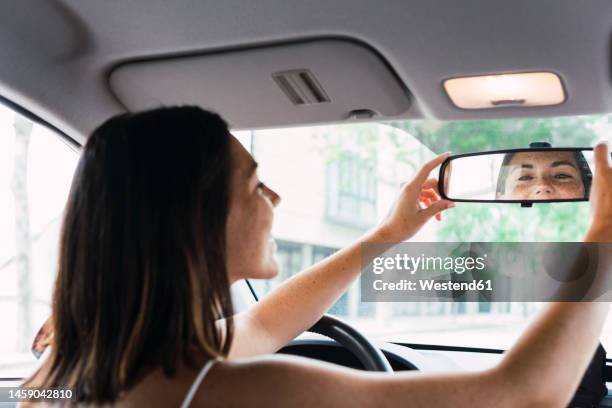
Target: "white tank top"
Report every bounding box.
[180,358,219,408]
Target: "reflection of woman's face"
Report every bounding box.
[497,151,585,200]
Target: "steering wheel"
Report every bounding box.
[308,314,393,372]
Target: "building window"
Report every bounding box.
[276,241,304,279]
[312,245,336,264]
[326,154,377,229]
[311,245,350,315]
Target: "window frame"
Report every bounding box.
[0,95,83,151]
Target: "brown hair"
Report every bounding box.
[33,106,234,402]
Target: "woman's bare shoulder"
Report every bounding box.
[190,354,369,407]
[19,355,370,407]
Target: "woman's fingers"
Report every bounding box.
[419,188,453,221]
[421,178,442,195]
[380,153,454,241]
[421,196,443,220]
[586,142,612,241]
[413,153,450,186]
[420,198,455,221]
[419,189,440,202]
[413,160,456,223]
[418,197,432,210]
[594,142,611,172]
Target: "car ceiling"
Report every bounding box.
[2,0,612,144]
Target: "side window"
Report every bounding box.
[275,240,303,281]
[0,106,79,377]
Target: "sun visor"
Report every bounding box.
[108,39,411,129]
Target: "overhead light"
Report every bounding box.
[443,72,566,109]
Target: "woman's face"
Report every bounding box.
[226,136,281,283]
[497,151,585,200]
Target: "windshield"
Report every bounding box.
[1,111,611,379]
[237,114,612,350]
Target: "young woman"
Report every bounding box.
[23,106,612,407]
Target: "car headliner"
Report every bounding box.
[1,0,612,144]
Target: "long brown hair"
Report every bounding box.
[36,106,235,402]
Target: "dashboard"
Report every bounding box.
[280,332,507,371]
[278,335,612,407]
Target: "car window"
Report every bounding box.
[0,104,79,377]
[238,114,612,350]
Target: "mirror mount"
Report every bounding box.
[529,141,552,148]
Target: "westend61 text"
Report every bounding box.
[373,279,493,292]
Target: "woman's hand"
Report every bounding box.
[377,153,455,242]
[585,142,612,242]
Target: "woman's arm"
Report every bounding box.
[221,298,605,408]
[228,153,455,358]
[494,142,612,406]
[214,143,612,407]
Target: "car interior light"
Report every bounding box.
[443,72,565,109]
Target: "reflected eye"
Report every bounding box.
[517,175,534,181]
[553,173,573,180]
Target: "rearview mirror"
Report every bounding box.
[438,147,597,206]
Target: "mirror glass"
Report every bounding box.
[442,149,594,202]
